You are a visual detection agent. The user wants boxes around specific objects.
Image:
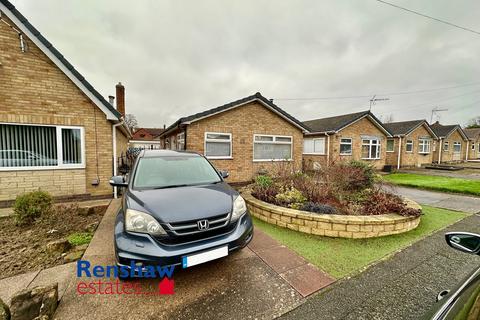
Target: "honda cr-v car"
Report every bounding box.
[109,150,253,277]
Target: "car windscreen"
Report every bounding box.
[133,156,221,189]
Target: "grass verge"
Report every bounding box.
[253,206,468,279]
[382,173,480,196]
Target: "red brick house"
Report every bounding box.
[130,128,165,150]
[159,93,309,183]
[0,0,130,205]
[383,120,438,169]
[302,111,392,170]
[430,122,469,163]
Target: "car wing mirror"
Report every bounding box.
[109,175,128,187]
[218,170,229,179]
[445,232,480,255]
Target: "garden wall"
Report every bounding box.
[243,193,421,238]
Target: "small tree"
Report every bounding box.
[124,114,139,132]
[465,116,480,129]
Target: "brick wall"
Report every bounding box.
[468,138,480,160]
[0,15,123,202]
[304,117,388,170]
[385,125,435,168]
[163,101,304,183]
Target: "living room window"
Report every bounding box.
[0,123,84,170]
[253,135,292,161]
[303,138,325,155]
[204,132,232,159]
[418,138,431,154]
[361,138,381,160]
[339,138,352,155]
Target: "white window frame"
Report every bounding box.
[361,138,381,160]
[0,122,85,171]
[453,141,461,154]
[339,138,353,155]
[472,143,475,151]
[405,140,414,153]
[418,138,431,154]
[443,141,449,152]
[177,132,185,150]
[204,132,232,159]
[386,139,395,153]
[253,134,293,162]
[303,137,325,155]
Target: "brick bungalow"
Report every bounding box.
[302,111,392,170]
[465,128,480,160]
[130,128,165,150]
[430,122,469,163]
[159,92,309,183]
[0,0,130,206]
[383,120,438,169]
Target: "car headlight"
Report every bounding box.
[125,209,167,236]
[231,195,247,221]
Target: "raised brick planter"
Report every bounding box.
[243,193,422,238]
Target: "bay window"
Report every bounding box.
[303,138,325,154]
[339,138,352,155]
[0,123,84,169]
[361,138,381,160]
[253,135,292,161]
[418,138,431,154]
[205,132,232,159]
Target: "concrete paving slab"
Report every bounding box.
[248,229,282,252]
[0,271,39,304]
[280,263,335,297]
[255,246,308,274]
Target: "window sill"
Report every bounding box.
[303,153,326,155]
[0,165,86,171]
[406,151,413,153]
[253,159,293,162]
[361,158,381,161]
[206,157,233,160]
[386,151,395,153]
[339,153,352,156]
[419,152,430,155]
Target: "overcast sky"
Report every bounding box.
[11,0,480,127]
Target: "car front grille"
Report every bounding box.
[155,212,234,246]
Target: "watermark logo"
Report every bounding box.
[76,260,175,295]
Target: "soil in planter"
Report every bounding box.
[0,204,107,280]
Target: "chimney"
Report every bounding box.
[115,82,125,117]
[108,95,115,106]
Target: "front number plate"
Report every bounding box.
[182,246,228,268]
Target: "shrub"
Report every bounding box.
[252,184,279,204]
[275,186,307,208]
[13,190,53,225]
[361,191,421,217]
[255,175,273,189]
[67,232,93,246]
[301,202,336,214]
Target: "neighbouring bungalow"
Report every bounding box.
[383,120,438,169]
[0,0,130,206]
[302,111,392,170]
[130,128,165,150]
[465,128,480,160]
[159,92,310,183]
[430,122,469,163]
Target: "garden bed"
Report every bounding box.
[0,203,107,280]
[244,192,421,238]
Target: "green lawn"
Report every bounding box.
[253,206,468,279]
[383,173,480,196]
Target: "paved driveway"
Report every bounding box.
[280,214,480,320]
[54,200,304,320]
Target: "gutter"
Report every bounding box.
[466,141,469,161]
[112,120,124,199]
[397,136,402,170]
[326,133,331,165]
[438,138,442,164]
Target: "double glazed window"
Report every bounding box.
[361,138,381,160]
[204,132,232,159]
[386,139,395,152]
[177,132,185,150]
[453,142,461,153]
[303,138,325,154]
[0,123,84,169]
[406,140,414,152]
[418,138,431,154]
[339,138,352,155]
[253,135,292,161]
[443,141,449,151]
